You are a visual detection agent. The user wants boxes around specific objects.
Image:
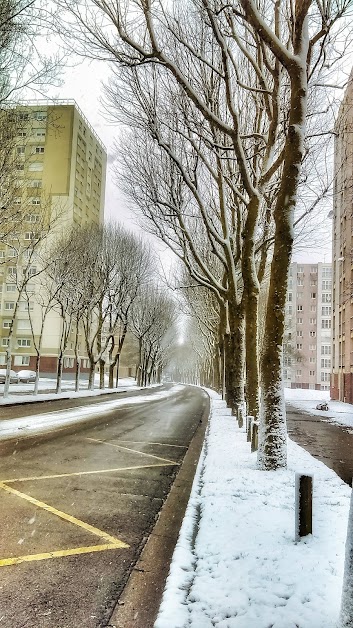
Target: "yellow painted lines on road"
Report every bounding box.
[0,483,128,547]
[0,544,123,568]
[3,462,176,485]
[87,437,180,465]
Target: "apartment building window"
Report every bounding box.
[28,266,37,277]
[321,372,330,382]
[297,304,303,311]
[14,355,30,366]
[309,344,316,350]
[296,343,303,349]
[17,146,25,155]
[321,358,331,368]
[297,266,304,274]
[322,267,332,278]
[7,267,16,277]
[17,338,31,347]
[17,319,31,331]
[2,321,11,328]
[16,163,24,171]
[310,292,316,299]
[28,163,43,171]
[310,305,316,312]
[310,330,316,337]
[322,319,331,329]
[287,305,293,315]
[34,146,45,154]
[310,266,317,273]
[322,280,331,290]
[309,370,315,376]
[297,292,303,299]
[33,111,46,121]
[297,317,303,324]
[322,306,331,316]
[64,357,74,368]
[287,292,292,302]
[17,131,26,138]
[7,247,17,258]
[29,180,42,189]
[297,357,302,363]
[297,330,303,337]
[309,318,316,324]
[309,357,316,363]
[2,338,9,347]
[296,370,302,376]
[0,251,4,259]
[297,278,304,286]
[6,284,16,292]
[36,131,46,138]
[31,198,41,205]
[25,214,39,223]
[322,293,331,303]
[310,280,317,286]
[18,112,29,121]
[18,301,33,312]
[321,345,331,355]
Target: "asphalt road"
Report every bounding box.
[286,403,353,485]
[0,385,208,628]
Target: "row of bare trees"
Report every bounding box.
[56,0,353,470]
[1,221,177,397]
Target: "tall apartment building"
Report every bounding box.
[284,262,332,390]
[331,72,353,403]
[0,101,107,372]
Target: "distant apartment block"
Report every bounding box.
[284,262,332,390]
[0,101,107,373]
[331,72,353,404]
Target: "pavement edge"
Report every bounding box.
[106,392,210,628]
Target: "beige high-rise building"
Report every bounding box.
[331,72,353,404]
[284,262,332,391]
[0,100,107,373]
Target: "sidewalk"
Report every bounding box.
[155,390,351,628]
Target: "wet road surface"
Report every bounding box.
[0,385,208,628]
[286,403,353,485]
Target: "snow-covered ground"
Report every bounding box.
[285,387,353,431]
[0,376,139,406]
[155,389,351,628]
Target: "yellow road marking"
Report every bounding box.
[0,544,123,567]
[115,440,187,449]
[87,438,180,465]
[2,462,176,484]
[0,483,129,548]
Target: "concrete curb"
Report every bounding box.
[106,395,210,628]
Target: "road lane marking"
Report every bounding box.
[2,462,176,484]
[0,482,129,547]
[114,440,187,449]
[87,438,180,465]
[0,544,124,567]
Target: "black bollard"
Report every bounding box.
[295,473,313,541]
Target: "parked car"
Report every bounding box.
[0,369,19,383]
[17,370,36,383]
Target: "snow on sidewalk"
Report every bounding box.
[155,390,351,628]
[284,387,353,432]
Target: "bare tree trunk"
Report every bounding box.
[56,351,63,395]
[115,353,120,388]
[88,362,95,390]
[34,353,41,395]
[224,303,245,413]
[99,359,105,389]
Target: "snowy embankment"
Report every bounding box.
[285,387,353,431]
[0,376,140,406]
[155,389,351,628]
